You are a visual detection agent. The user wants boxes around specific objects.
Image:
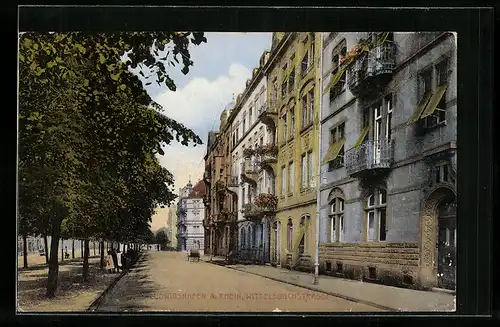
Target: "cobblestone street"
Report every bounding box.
[96,251,383,312]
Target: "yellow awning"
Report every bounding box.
[420,84,448,119]
[292,227,305,253]
[353,126,369,148]
[321,139,346,165]
[406,91,433,125]
[322,66,346,96]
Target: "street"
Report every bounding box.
[96,251,383,312]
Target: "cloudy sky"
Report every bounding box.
[148,32,272,232]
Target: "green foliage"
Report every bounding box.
[18,32,207,267]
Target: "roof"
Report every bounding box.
[188,180,205,198]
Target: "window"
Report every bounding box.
[415,57,451,129]
[301,37,309,76]
[434,162,450,184]
[281,113,287,142]
[329,39,347,102]
[308,89,315,126]
[289,54,295,91]
[385,94,393,141]
[242,116,246,134]
[287,218,293,251]
[236,128,239,140]
[309,33,315,65]
[272,78,278,104]
[308,151,314,188]
[327,122,346,171]
[365,189,387,242]
[289,161,295,193]
[281,166,286,197]
[249,107,253,125]
[281,64,288,98]
[290,106,295,137]
[242,187,246,205]
[329,197,345,242]
[301,154,307,188]
[301,94,308,128]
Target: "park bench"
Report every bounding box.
[187,248,200,262]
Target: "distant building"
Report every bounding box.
[176,179,206,253]
[167,208,177,249]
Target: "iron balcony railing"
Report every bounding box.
[241,160,259,175]
[347,42,396,94]
[242,202,277,219]
[345,139,394,176]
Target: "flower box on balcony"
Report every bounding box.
[255,144,278,156]
[213,180,226,194]
[254,193,278,208]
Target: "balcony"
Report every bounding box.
[345,139,394,177]
[227,176,240,194]
[213,180,226,198]
[346,41,396,96]
[240,161,258,185]
[216,210,237,224]
[203,171,211,183]
[257,103,278,127]
[255,144,278,173]
[242,194,278,220]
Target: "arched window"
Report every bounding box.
[327,188,345,243]
[287,218,293,251]
[365,188,387,242]
[247,226,252,248]
[330,197,345,242]
[240,228,245,248]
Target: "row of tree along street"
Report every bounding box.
[18,31,207,297]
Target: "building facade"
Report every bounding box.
[167,206,177,249]
[176,180,206,252]
[264,32,322,271]
[318,32,457,290]
[202,102,239,258]
[231,51,274,264]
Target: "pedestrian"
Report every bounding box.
[121,250,127,270]
[111,248,118,273]
[106,250,115,273]
[64,246,69,259]
[116,248,123,272]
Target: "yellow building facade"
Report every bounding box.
[262,33,322,271]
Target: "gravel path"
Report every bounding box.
[96,251,383,312]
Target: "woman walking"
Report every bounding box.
[106,250,115,273]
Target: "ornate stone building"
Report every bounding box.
[318,32,457,290]
[264,32,322,271]
[230,51,274,264]
[202,101,239,258]
[176,180,206,252]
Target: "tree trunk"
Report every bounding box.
[43,235,49,264]
[72,239,75,259]
[61,238,64,261]
[100,241,105,268]
[93,242,96,256]
[22,235,28,268]
[122,243,126,253]
[80,240,84,258]
[82,239,90,280]
[47,220,62,298]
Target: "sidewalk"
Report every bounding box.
[201,256,455,312]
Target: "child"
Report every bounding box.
[106,250,115,273]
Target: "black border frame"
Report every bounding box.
[3,4,495,325]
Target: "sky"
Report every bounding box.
[148,32,272,232]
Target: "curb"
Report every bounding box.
[87,252,144,312]
[203,260,400,312]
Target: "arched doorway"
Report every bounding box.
[273,220,281,265]
[419,185,456,290]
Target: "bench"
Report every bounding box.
[187,248,200,262]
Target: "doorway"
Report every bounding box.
[436,197,456,290]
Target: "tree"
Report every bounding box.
[18,31,206,297]
[155,230,169,250]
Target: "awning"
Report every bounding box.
[353,126,370,148]
[420,84,448,119]
[321,139,346,165]
[406,91,433,125]
[322,66,346,96]
[292,227,305,253]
